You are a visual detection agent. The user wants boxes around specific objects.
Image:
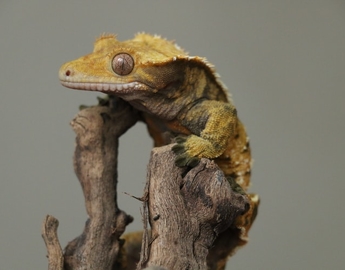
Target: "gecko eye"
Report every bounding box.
[112,53,134,75]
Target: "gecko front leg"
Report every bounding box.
[172,100,237,167]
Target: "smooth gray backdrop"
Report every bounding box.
[1,1,344,269]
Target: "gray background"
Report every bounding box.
[0,0,344,269]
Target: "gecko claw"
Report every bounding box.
[174,136,187,144]
[172,144,185,154]
[172,135,201,167]
[185,157,200,167]
[173,151,200,168]
[226,175,246,195]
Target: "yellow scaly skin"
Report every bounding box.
[59,33,259,257]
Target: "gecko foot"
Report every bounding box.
[226,175,246,195]
[172,136,201,167]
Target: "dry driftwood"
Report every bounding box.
[137,145,249,270]
[42,97,138,270]
[42,97,250,270]
[42,215,64,270]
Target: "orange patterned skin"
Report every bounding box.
[59,33,259,247]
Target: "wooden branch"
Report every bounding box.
[138,145,250,270]
[42,97,139,270]
[42,215,64,270]
[42,96,254,270]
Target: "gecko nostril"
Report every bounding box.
[65,70,71,76]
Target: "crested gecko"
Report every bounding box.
[59,33,259,255]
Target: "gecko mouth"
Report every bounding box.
[60,81,148,93]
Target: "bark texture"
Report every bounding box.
[137,146,249,270]
[42,97,252,270]
[42,215,64,270]
[42,97,139,270]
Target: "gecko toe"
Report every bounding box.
[174,153,200,168]
[186,157,200,167]
[175,136,187,144]
[172,144,186,154]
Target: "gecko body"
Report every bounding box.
[59,33,258,246]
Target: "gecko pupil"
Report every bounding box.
[112,53,134,76]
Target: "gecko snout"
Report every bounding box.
[62,65,74,77]
[59,62,75,81]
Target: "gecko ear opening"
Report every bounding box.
[112,53,134,75]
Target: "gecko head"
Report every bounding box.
[59,33,189,102]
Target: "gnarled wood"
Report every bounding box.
[42,97,139,270]
[64,98,138,270]
[138,145,249,270]
[43,97,254,270]
[42,215,64,270]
